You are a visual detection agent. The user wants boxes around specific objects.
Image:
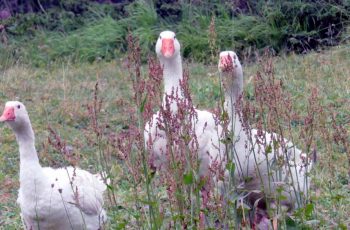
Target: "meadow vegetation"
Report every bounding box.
[0,41,349,229]
[0,0,349,229]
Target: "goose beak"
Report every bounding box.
[0,106,15,122]
[161,38,175,58]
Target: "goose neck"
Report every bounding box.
[15,123,44,186]
[161,55,183,95]
[222,72,244,135]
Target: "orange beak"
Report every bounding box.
[0,106,15,122]
[161,38,175,58]
[219,55,234,72]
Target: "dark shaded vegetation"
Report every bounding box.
[0,0,349,66]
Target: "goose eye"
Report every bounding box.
[159,35,162,39]
[174,35,176,39]
[17,105,21,109]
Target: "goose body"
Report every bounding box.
[218,51,312,210]
[144,31,224,176]
[0,101,106,230]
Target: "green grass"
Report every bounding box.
[0,42,349,228]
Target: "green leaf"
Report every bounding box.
[265,144,272,154]
[339,223,348,230]
[196,177,207,191]
[331,194,345,202]
[183,172,193,185]
[226,162,236,174]
[278,194,287,201]
[273,140,280,149]
[285,216,297,227]
[139,199,157,206]
[116,221,127,230]
[305,203,314,218]
[140,94,147,113]
[107,184,114,191]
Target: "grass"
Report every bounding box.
[0,41,349,228]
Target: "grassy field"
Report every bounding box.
[0,42,349,229]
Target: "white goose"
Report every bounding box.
[218,51,312,212]
[144,30,225,179]
[0,101,107,230]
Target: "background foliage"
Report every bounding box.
[0,0,349,66]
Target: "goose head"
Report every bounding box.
[218,51,243,91]
[155,30,180,59]
[0,101,30,132]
